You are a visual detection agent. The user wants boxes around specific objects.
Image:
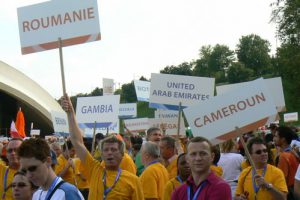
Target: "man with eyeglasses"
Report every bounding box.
[0,138,22,200]
[17,138,84,200]
[61,94,144,200]
[235,137,288,200]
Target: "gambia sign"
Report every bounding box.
[149,73,214,110]
[76,95,120,129]
[17,0,100,54]
[184,78,277,144]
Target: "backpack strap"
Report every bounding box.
[46,180,65,200]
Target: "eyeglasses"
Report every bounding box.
[254,149,268,155]
[21,165,39,174]
[11,182,28,188]
[7,148,18,153]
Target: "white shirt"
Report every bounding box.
[32,177,84,200]
[295,164,300,181]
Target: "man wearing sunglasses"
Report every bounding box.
[61,94,144,200]
[0,138,22,200]
[17,138,84,200]
[235,137,288,200]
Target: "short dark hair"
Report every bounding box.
[161,136,175,149]
[247,137,265,154]
[17,138,50,161]
[188,136,213,152]
[177,153,186,167]
[100,136,124,156]
[276,126,298,145]
[146,127,161,137]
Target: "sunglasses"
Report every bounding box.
[7,148,18,153]
[254,149,268,155]
[21,165,39,174]
[11,182,28,188]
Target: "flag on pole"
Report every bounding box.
[10,121,21,138]
[16,108,26,138]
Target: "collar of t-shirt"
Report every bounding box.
[186,171,217,188]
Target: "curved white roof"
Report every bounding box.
[0,60,64,126]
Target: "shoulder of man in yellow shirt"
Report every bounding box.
[83,152,144,200]
[0,164,17,200]
[166,156,178,180]
[235,164,288,199]
[163,177,181,200]
[140,162,169,199]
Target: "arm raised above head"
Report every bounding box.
[61,94,88,163]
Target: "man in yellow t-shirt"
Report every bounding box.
[54,140,76,185]
[61,94,144,200]
[235,137,288,200]
[159,136,178,180]
[140,142,169,200]
[0,138,22,200]
[163,153,190,200]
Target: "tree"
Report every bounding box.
[236,34,272,76]
[227,62,254,83]
[160,62,192,75]
[120,81,137,103]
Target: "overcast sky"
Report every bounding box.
[0,0,278,99]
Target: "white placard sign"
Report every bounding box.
[216,77,286,112]
[184,78,277,144]
[76,95,120,128]
[30,129,40,136]
[149,117,185,135]
[119,103,137,118]
[17,0,100,54]
[155,110,179,119]
[124,118,149,133]
[134,80,150,102]
[149,73,215,110]
[284,112,298,122]
[51,111,69,134]
[103,78,114,95]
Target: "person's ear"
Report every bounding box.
[211,152,215,163]
[46,156,52,167]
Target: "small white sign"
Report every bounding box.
[17,0,100,54]
[30,129,40,136]
[284,112,298,122]
[103,78,114,95]
[134,80,150,102]
[155,110,179,119]
[119,103,137,118]
[149,73,215,110]
[51,111,69,134]
[184,78,277,143]
[76,95,120,128]
[124,118,149,133]
[149,116,185,136]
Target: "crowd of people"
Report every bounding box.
[0,94,299,200]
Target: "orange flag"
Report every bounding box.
[16,108,26,138]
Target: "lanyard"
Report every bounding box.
[187,181,207,200]
[176,175,183,184]
[252,166,267,193]
[2,168,9,200]
[39,176,60,200]
[102,168,122,200]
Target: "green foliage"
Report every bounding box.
[120,81,137,103]
[227,62,254,83]
[236,34,272,76]
[160,62,193,75]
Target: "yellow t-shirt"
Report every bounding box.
[101,153,137,175]
[82,152,144,200]
[54,154,76,185]
[139,162,169,200]
[235,164,288,200]
[73,158,89,189]
[163,177,182,200]
[0,165,17,200]
[210,165,223,177]
[166,156,178,180]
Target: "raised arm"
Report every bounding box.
[61,94,88,163]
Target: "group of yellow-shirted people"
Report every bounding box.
[0,94,300,200]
